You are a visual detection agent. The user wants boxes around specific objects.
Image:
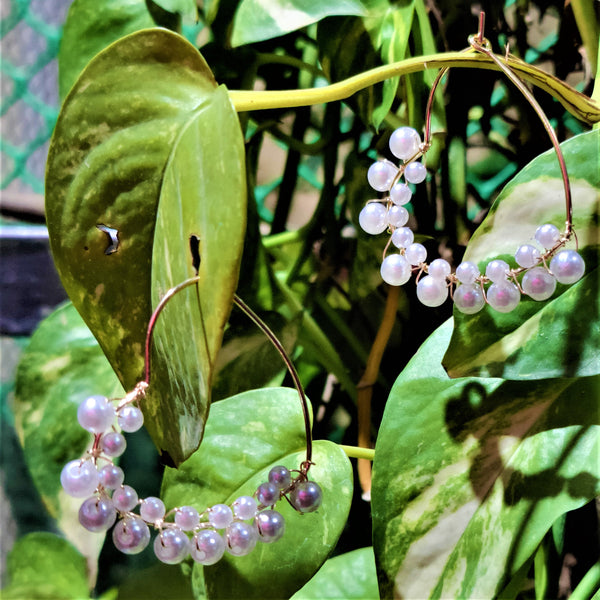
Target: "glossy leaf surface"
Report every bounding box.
[161,388,353,599]
[147,85,246,463]
[13,303,123,568]
[46,30,246,463]
[231,0,367,46]
[58,0,156,99]
[292,547,379,599]
[372,319,600,599]
[443,130,600,380]
[2,533,89,600]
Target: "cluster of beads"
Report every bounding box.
[60,387,322,565]
[359,126,586,313]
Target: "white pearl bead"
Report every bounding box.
[522,267,556,301]
[485,259,510,283]
[154,528,190,564]
[404,161,427,184]
[387,205,409,228]
[535,223,561,249]
[455,261,480,284]
[209,504,233,529]
[61,460,99,498]
[416,276,448,307]
[515,244,541,268]
[453,284,485,314]
[389,181,412,205]
[549,250,585,284]
[428,258,451,280]
[405,243,427,265]
[359,203,388,235]
[367,161,397,192]
[487,281,520,312]
[380,254,412,286]
[140,496,165,522]
[77,395,115,434]
[389,127,421,160]
[191,530,225,565]
[101,431,126,457]
[118,405,144,433]
[391,227,414,249]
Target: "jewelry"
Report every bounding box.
[359,13,585,314]
[60,278,321,565]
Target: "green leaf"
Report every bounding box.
[291,547,380,599]
[116,563,195,600]
[151,0,198,21]
[161,388,353,599]
[3,532,89,599]
[372,319,600,599]
[443,129,600,380]
[46,30,247,463]
[13,303,123,566]
[58,0,157,100]
[231,0,367,47]
[147,85,246,464]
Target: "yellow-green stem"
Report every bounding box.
[340,445,376,461]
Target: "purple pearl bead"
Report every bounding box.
[79,496,117,532]
[255,510,286,543]
[290,480,322,513]
[256,482,279,506]
[101,432,126,457]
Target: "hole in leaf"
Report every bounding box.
[190,235,201,275]
[96,224,119,255]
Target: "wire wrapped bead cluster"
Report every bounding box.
[359,126,586,313]
[60,386,322,566]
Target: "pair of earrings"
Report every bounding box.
[60,283,322,566]
[359,14,585,313]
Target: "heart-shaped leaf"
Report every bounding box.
[161,388,353,599]
[443,129,600,380]
[13,303,123,580]
[2,533,89,600]
[46,30,247,463]
[372,319,600,599]
[291,547,379,599]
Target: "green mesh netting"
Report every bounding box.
[1,0,71,196]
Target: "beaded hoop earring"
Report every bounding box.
[60,278,321,565]
[358,13,585,314]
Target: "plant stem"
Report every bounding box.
[340,445,375,460]
[356,285,400,499]
[229,52,600,124]
[570,0,599,75]
[569,562,600,600]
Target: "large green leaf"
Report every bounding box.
[291,547,380,599]
[2,533,89,600]
[372,319,600,599]
[161,388,353,599]
[46,30,247,463]
[147,85,246,464]
[13,303,123,571]
[443,130,600,380]
[58,0,156,99]
[231,0,367,46]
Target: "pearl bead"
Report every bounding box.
[515,244,541,268]
[79,496,116,532]
[290,481,323,513]
[367,161,397,192]
[391,227,414,249]
[101,432,126,457]
[404,161,427,184]
[112,485,139,512]
[550,250,585,284]
[389,181,412,205]
[113,516,150,554]
[380,254,412,286]
[226,521,258,556]
[416,276,448,307]
[487,281,520,312]
[191,530,225,565]
[175,506,200,531]
[522,267,556,301]
[405,243,427,265]
[389,126,421,160]
[428,258,451,280]
[208,504,233,529]
[255,510,286,543]
[268,466,292,490]
[256,482,279,506]
[154,528,190,564]
[535,223,561,249]
[77,395,115,434]
[61,460,99,498]
[140,496,165,522]
[232,496,258,520]
[98,464,124,490]
[455,261,480,284]
[117,405,144,433]
[359,203,388,235]
[485,259,510,283]
[453,284,485,314]
[387,205,409,228]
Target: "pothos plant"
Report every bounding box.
[4,1,600,599]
